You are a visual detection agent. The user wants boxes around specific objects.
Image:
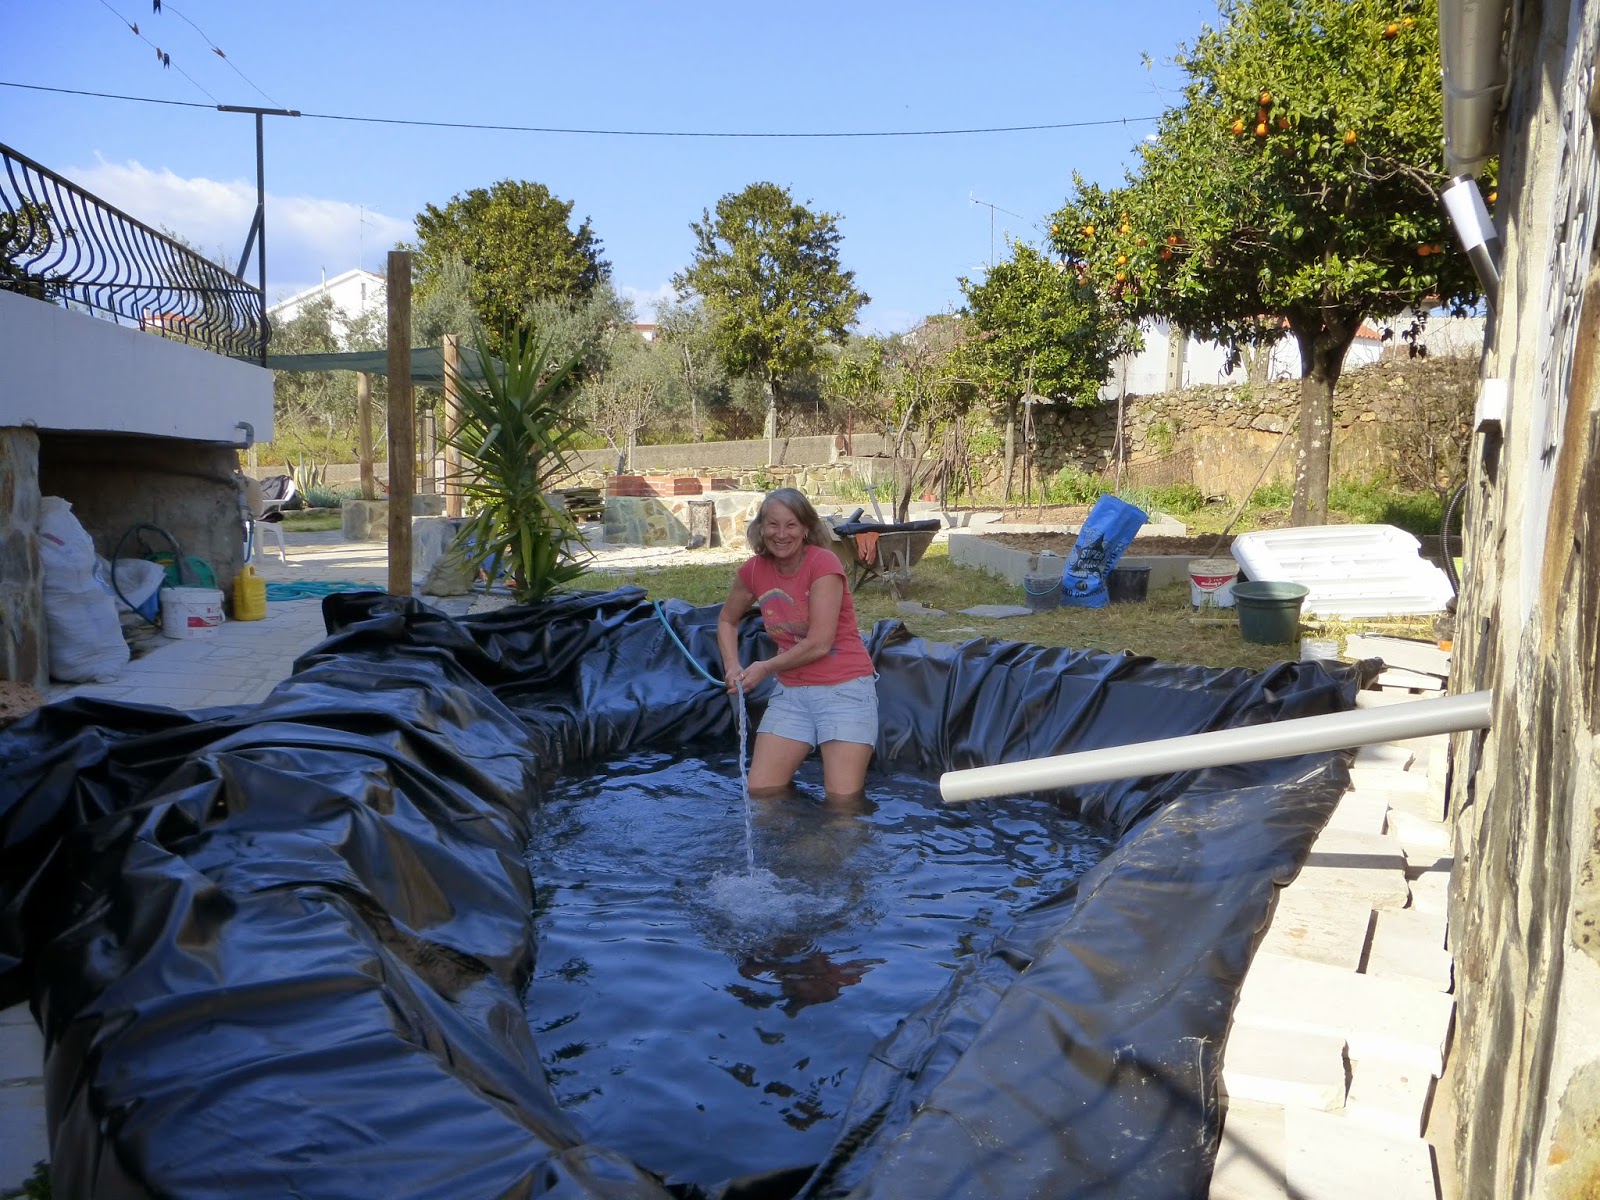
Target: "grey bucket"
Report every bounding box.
[1233,581,1310,644]
[1023,572,1062,611]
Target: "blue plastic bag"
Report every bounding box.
[1060,495,1149,608]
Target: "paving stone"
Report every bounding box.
[1346,1058,1438,1140]
[0,1006,31,1028]
[1257,889,1374,971]
[1386,809,1450,853]
[1367,785,1447,825]
[1355,689,1426,709]
[1284,1108,1438,1200]
[1365,909,1453,992]
[956,604,1035,619]
[1222,1025,1348,1111]
[0,1023,41,1086]
[0,1082,47,1192]
[1407,869,1453,917]
[1321,790,1391,837]
[1294,828,1411,911]
[1211,1098,1289,1199]
[1354,743,1415,769]
[1233,952,1457,1076]
[1347,764,1431,795]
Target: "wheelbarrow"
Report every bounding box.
[829,518,942,599]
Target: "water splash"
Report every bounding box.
[702,866,850,947]
[734,682,754,872]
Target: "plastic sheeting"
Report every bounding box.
[0,588,1368,1199]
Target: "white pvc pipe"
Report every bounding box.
[939,690,1493,803]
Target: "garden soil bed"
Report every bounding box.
[986,532,1236,557]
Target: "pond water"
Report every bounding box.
[525,748,1117,1187]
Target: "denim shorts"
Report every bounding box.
[758,674,879,747]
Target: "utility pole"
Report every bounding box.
[219,104,299,363]
[970,195,1031,270]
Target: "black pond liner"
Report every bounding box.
[0,588,1370,1200]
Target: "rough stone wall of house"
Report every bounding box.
[1448,0,1600,1195]
[0,427,47,688]
[1029,355,1479,498]
[37,433,247,602]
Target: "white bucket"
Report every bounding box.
[1188,557,1240,608]
[160,586,224,639]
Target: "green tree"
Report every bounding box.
[270,294,385,453]
[0,200,63,300]
[1050,0,1482,524]
[672,182,868,418]
[960,239,1133,500]
[411,180,609,350]
[655,297,729,442]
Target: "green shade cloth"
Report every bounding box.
[263,346,499,387]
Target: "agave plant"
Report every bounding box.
[442,326,589,603]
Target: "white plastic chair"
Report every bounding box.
[245,475,296,563]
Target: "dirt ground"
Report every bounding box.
[985,531,1236,557]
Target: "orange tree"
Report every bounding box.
[1049,0,1485,523]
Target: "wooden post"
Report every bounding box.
[386,251,414,595]
[357,372,375,501]
[442,333,463,519]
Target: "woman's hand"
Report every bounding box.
[726,659,770,694]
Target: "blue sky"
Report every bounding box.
[6,0,1221,334]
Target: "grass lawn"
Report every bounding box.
[581,543,1436,674]
[281,511,344,533]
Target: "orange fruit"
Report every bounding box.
[1417,244,1432,256]
[1115,271,1127,283]
[1116,254,1128,265]
[1344,129,1357,144]
[1168,234,1181,245]
[1260,91,1273,106]
[1488,190,1497,203]
[1135,235,1147,246]
[1278,116,1290,130]
[1119,223,1131,235]
[1051,223,1060,234]
[1083,225,1096,237]
[1233,118,1246,136]
[1160,247,1174,260]
[1384,22,1399,36]
[1255,122,1269,137]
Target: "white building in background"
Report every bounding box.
[268,269,385,345]
[1099,312,1486,400]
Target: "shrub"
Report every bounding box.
[1042,465,1104,506]
[1143,482,1206,515]
[1249,479,1294,509]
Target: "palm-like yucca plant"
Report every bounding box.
[442,327,589,603]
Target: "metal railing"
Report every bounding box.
[0,141,266,361]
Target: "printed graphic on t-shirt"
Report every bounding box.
[756,587,812,645]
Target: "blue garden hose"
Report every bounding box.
[653,601,751,799]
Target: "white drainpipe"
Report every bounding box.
[939,690,1493,803]
[1439,0,1512,177]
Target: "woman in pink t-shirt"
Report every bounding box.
[717,488,878,800]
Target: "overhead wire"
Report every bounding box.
[2,79,1159,140]
[90,0,218,104]
[148,1,283,108]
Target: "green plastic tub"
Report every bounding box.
[1232,580,1310,645]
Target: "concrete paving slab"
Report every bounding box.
[1284,1109,1438,1200]
[1366,910,1454,993]
[1222,1025,1348,1111]
[1294,829,1411,911]
[1257,889,1374,971]
[1233,952,1456,1076]
[1354,743,1415,769]
[0,1085,48,1193]
[1212,1099,1289,1200]
[1346,1058,1437,1140]
[1321,791,1391,837]
[1348,764,1431,795]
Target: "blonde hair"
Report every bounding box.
[746,487,839,556]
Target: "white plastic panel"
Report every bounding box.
[1230,525,1455,618]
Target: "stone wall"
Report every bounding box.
[38,432,247,602]
[0,428,46,687]
[1025,355,1478,498]
[1446,0,1600,1195]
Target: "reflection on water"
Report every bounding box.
[525,748,1113,1187]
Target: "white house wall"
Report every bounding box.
[0,290,273,444]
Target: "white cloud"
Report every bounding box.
[618,282,676,322]
[67,158,413,302]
